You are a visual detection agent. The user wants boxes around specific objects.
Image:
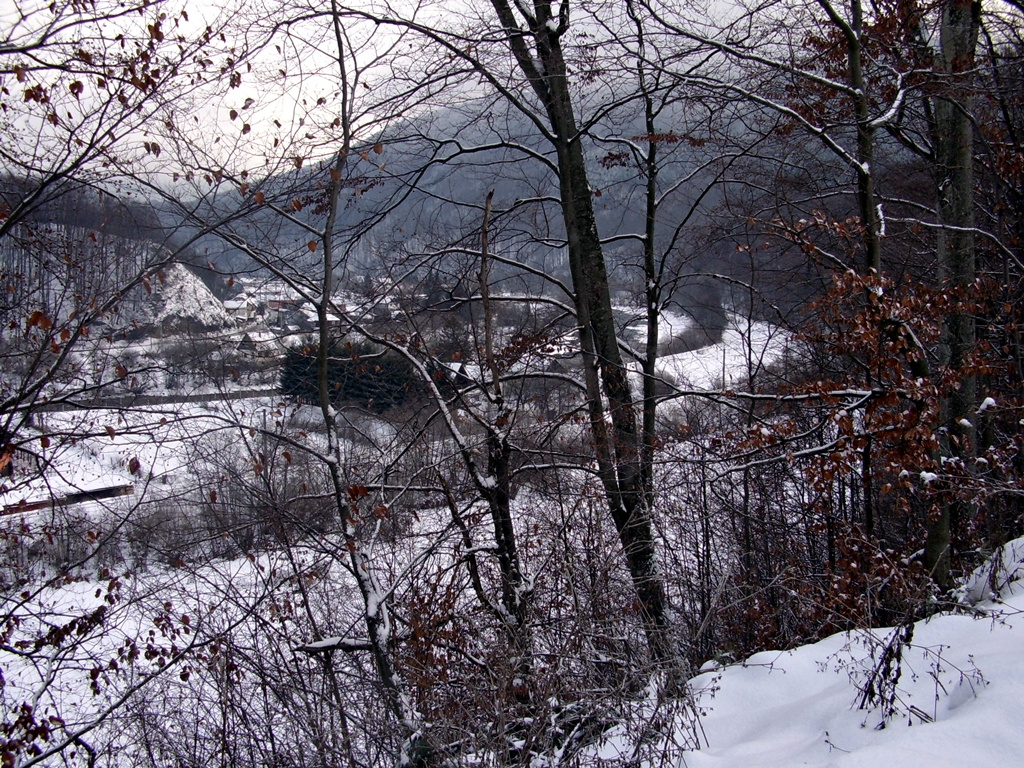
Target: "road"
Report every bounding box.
[31,388,283,412]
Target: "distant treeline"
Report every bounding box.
[0,175,162,240]
[1,174,232,300]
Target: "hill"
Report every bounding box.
[613,539,1024,767]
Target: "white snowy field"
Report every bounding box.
[600,538,1024,767]
[6,426,1024,767]
[622,311,795,397]
[1,400,265,509]
[656,317,793,391]
[0,397,387,512]
[6,322,1023,767]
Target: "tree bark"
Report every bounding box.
[924,0,981,588]
[488,0,672,665]
[816,0,882,272]
[480,189,533,685]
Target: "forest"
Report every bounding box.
[2,0,1023,765]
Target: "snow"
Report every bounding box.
[670,538,1024,768]
[0,426,135,510]
[572,538,1024,767]
[296,635,372,652]
[110,263,234,333]
[0,552,292,764]
[623,311,793,401]
[0,396,296,513]
[5,296,1022,767]
[652,308,697,347]
[6,404,1024,768]
[644,315,793,392]
[302,636,346,650]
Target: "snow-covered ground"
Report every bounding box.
[109,262,234,332]
[0,396,407,514]
[7,402,1024,767]
[596,538,1024,767]
[623,311,794,395]
[656,316,793,392]
[1,398,285,510]
[7,307,1022,767]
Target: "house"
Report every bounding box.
[237,330,284,359]
[223,296,258,324]
[264,298,303,327]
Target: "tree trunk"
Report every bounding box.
[488,0,672,665]
[816,0,882,272]
[479,189,533,687]
[924,0,981,589]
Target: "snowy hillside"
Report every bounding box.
[106,262,233,335]
[4,390,1024,767]
[627,312,794,395]
[657,318,792,391]
[659,540,1024,767]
